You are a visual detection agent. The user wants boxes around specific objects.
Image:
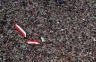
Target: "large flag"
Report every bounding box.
[14,24,26,38]
[26,40,40,44]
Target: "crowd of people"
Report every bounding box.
[0,0,96,62]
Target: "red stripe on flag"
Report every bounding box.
[14,24,26,38]
[27,40,40,44]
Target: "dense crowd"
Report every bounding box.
[0,0,96,62]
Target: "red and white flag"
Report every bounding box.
[26,40,40,44]
[14,24,26,38]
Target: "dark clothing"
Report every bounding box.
[58,0,64,4]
